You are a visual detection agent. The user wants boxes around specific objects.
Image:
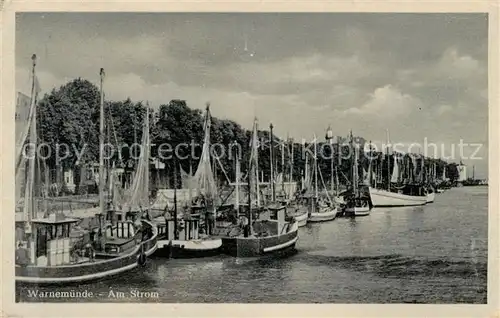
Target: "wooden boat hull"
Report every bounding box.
[308,210,336,222]
[15,221,158,285]
[368,187,427,207]
[426,192,435,203]
[155,238,222,258]
[221,222,299,258]
[345,206,371,216]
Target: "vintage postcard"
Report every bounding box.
[1,0,498,317]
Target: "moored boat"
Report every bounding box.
[307,195,337,222]
[15,63,157,284]
[219,119,299,257]
[153,105,223,259]
[292,209,308,227]
[308,208,337,222]
[304,134,337,222]
[344,206,370,216]
[368,130,428,208]
[220,205,299,257]
[344,132,372,217]
[368,186,427,207]
[285,199,308,227]
[426,190,435,203]
[16,215,158,284]
[155,213,222,258]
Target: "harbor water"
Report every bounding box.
[17,187,488,303]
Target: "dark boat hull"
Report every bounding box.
[15,221,158,285]
[154,238,222,259]
[221,222,299,258]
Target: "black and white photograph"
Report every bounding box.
[4,5,497,313]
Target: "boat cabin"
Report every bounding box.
[157,211,201,241]
[251,205,289,238]
[29,214,80,266]
[93,209,142,255]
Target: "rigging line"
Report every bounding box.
[339,170,351,186]
[317,161,333,205]
[215,155,231,185]
[107,102,123,165]
[217,186,235,211]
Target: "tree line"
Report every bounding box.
[32,78,459,193]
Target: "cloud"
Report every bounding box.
[340,85,419,118]
[436,104,453,115]
[436,47,484,80]
[15,13,489,176]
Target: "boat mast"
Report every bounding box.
[270,123,276,202]
[98,68,105,216]
[106,97,111,205]
[255,119,260,207]
[247,156,252,237]
[351,131,357,198]
[304,151,309,191]
[26,54,38,231]
[173,158,178,239]
[386,129,390,191]
[247,120,259,237]
[336,140,340,195]
[326,126,334,195]
[145,104,150,207]
[234,142,240,217]
[314,135,318,200]
[288,137,294,199]
[281,134,285,196]
[368,140,373,187]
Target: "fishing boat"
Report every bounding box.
[154,105,223,258]
[220,119,299,257]
[306,135,337,222]
[325,126,345,216]
[345,133,371,216]
[280,135,308,227]
[426,188,435,203]
[15,61,157,284]
[287,200,308,227]
[368,130,427,207]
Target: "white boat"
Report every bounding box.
[304,134,337,223]
[294,211,308,227]
[344,132,372,217]
[286,201,308,227]
[308,204,337,222]
[156,219,223,258]
[368,132,428,208]
[309,210,337,222]
[344,206,370,216]
[436,188,445,193]
[368,187,427,207]
[426,191,435,203]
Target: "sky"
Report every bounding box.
[15,13,489,178]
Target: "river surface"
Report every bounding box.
[17,186,488,303]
